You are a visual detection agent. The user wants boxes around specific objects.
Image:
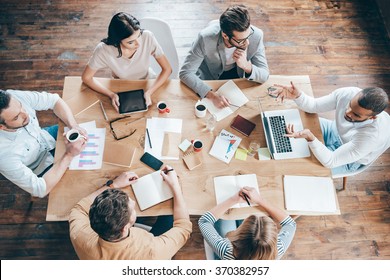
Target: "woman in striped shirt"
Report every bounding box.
[199,186,296,260]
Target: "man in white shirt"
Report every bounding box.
[0,89,86,197]
[179,5,269,108]
[278,83,390,175]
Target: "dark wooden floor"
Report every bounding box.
[0,0,389,260]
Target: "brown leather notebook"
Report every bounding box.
[230,115,256,137]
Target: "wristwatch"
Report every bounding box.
[104,179,114,188]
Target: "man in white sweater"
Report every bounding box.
[278,83,390,175]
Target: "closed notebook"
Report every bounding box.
[103,143,137,168]
[230,115,256,137]
[131,171,173,211]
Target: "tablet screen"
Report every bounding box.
[118,89,148,114]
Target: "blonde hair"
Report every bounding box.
[226,215,278,260]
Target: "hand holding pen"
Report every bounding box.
[160,165,180,190]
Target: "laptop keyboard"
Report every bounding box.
[269,116,292,153]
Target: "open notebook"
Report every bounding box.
[214,174,259,208]
[202,80,249,121]
[131,171,173,211]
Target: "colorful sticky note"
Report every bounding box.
[179,139,192,152]
[235,148,248,161]
[258,148,271,160]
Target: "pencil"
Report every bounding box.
[242,193,251,206]
[99,100,108,121]
[146,128,152,148]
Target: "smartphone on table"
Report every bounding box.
[140,152,163,171]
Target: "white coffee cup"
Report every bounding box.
[66,128,84,143]
[195,101,207,118]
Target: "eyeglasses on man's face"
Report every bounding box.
[229,26,254,46]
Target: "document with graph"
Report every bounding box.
[65,121,106,170]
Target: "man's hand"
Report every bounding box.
[112,171,139,188]
[206,91,230,108]
[274,81,301,103]
[70,125,88,140]
[110,93,120,112]
[64,137,86,157]
[160,165,181,192]
[233,48,252,74]
[284,124,315,142]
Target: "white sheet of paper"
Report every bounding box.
[283,175,337,213]
[145,117,182,160]
[69,127,106,170]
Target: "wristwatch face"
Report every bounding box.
[106,179,114,188]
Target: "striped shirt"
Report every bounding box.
[198,212,296,260]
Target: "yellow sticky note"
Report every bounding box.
[235,148,248,161]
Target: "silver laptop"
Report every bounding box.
[258,98,310,160]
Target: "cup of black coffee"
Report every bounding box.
[157,101,170,113]
[195,101,206,118]
[66,129,83,143]
[191,139,203,152]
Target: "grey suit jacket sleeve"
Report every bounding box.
[179,34,213,98]
[242,29,269,83]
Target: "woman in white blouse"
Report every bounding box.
[82,12,172,111]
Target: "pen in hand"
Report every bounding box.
[242,192,251,206]
[164,168,174,174]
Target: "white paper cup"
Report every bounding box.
[195,101,207,118]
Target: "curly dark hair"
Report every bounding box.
[89,189,131,241]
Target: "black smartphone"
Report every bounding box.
[140,152,163,171]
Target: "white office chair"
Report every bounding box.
[140,17,179,79]
[332,163,372,191]
[332,136,390,191]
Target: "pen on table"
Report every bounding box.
[164,168,174,174]
[229,102,240,108]
[146,128,152,148]
[242,192,251,206]
[99,100,108,121]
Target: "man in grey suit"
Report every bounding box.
[179,5,269,108]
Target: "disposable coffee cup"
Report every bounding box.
[191,139,203,152]
[66,128,84,143]
[195,101,207,118]
[157,101,170,114]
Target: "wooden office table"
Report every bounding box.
[46,76,339,221]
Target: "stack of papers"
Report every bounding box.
[145,117,182,160]
[66,121,106,170]
[209,129,242,164]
